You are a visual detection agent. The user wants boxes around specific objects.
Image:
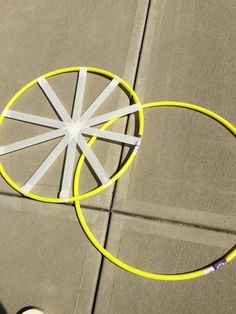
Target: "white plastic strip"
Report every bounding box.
[72,68,87,122]
[59,137,78,198]
[82,103,141,127]
[80,77,120,122]
[38,76,72,122]
[133,137,142,154]
[0,128,67,155]
[22,135,71,192]
[203,267,215,275]
[76,134,109,184]
[59,69,87,197]
[4,109,66,129]
[81,127,139,145]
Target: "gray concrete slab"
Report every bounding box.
[113,0,236,231]
[1,1,236,313]
[0,0,149,209]
[0,194,108,314]
[94,213,236,314]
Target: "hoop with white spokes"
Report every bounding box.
[0,67,144,203]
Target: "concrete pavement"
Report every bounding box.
[0,0,236,313]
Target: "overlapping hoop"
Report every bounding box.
[0,67,144,202]
[73,101,236,281]
[1,66,235,280]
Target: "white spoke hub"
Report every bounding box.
[0,67,143,200]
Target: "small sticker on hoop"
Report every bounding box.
[203,258,227,275]
[213,258,227,270]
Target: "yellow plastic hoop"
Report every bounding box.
[0,67,144,203]
[74,101,236,280]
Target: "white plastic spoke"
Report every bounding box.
[59,137,78,198]
[0,128,67,155]
[72,68,87,122]
[38,76,72,122]
[22,134,71,192]
[60,68,88,198]
[76,134,109,184]
[4,109,66,129]
[81,127,140,146]
[80,77,120,122]
[82,103,141,127]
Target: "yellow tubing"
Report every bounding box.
[0,67,144,203]
[74,101,236,280]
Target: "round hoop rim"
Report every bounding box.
[0,67,144,203]
[74,101,236,281]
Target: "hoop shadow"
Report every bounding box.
[0,302,7,314]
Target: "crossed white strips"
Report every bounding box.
[0,68,141,198]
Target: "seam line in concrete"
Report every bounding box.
[91,1,153,312]
[112,209,236,236]
[1,191,235,235]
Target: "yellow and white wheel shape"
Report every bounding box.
[0,67,144,203]
[1,67,236,280]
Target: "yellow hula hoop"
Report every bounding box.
[74,101,236,281]
[0,67,144,203]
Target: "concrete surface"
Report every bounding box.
[114,0,236,231]
[0,0,150,209]
[0,0,236,313]
[94,213,236,314]
[0,194,108,313]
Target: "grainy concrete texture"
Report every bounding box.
[0,1,236,313]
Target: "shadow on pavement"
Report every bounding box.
[16,306,32,314]
[0,302,7,314]
[16,306,45,314]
